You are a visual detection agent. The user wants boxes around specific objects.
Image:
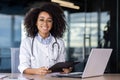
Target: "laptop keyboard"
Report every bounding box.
[54,72,83,77]
[69,72,83,75]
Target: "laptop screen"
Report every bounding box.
[82,48,112,78]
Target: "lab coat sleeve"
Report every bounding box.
[18,37,32,73]
[57,38,66,62]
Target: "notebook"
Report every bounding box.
[54,48,112,78]
[0,74,8,79]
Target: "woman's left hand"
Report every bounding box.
[62,67,72,74]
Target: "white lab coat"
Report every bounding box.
[18,36,66,73]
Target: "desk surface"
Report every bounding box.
[0,73,120,80]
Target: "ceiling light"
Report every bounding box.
[59,3,80,9]
[51,0,80,10]
[51,0,74,6]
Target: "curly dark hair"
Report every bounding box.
[24,2,66,38]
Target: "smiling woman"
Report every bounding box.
[18,2,72,75]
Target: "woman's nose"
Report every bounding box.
[42,21,48,26]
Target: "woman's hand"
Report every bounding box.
[35,67,51,75]
[62,67,72,74]
[24,67,51,75]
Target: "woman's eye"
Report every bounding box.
[39,19,44,22]
[48,20,53,22]
[38,19,53,24]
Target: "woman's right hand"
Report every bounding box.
[35,67,51,75]
[23,67,51,75]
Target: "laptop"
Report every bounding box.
[54,48,112,78]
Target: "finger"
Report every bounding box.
[62,69,69,74]
[69,67,73,72]
[40,69,51,74]
[63,68,72,74]
[69,67,72,69]
[45,69,51,73]
[38,70,48,75]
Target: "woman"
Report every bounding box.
[18,2,71,75]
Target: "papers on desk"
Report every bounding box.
[0,74,18,80]
[0,74,8,79]
[0,74,32,80]
[4,78,19,80]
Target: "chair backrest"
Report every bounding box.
[11,48,20,73]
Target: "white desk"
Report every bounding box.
[0,73,120,80]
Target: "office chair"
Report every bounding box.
[11,48,20,73]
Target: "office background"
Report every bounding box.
[0,0,119,73]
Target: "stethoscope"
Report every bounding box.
[31,37,60,61]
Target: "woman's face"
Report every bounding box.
[36,11,53,37]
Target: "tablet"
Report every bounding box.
[49,61,80,72]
